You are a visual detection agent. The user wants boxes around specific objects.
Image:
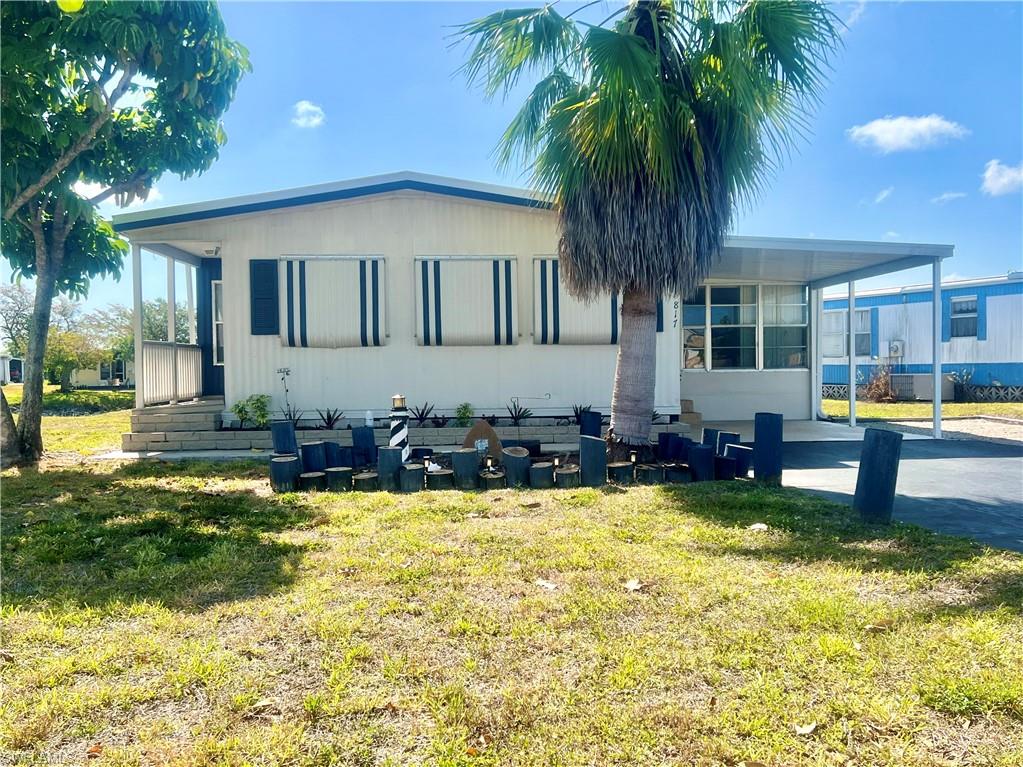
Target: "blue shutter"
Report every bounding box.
[249,259,279,335]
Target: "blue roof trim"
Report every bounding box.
[823,280,1023,311]
[114,179,551,232]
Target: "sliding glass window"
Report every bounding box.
[710,285,756,369]
[763,285,808,368]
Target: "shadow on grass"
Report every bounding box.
[2,460,320,613]
[656,482,1022,614]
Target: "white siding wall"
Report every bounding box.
[681,370,812,421]
[129,191,681,416]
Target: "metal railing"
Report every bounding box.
[142,341,202,406]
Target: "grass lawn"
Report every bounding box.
[822,399,1023,420]
[3,384,132,457]
[3,462,1021,766]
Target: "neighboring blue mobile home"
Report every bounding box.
[822,273,1023,390]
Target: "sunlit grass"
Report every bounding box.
[2,383,134,413]
[823,398,1023,420]
[2,461,1021,766]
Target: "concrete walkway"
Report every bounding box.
[783,439,1023,552]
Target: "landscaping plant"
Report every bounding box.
[572,404,592,425]
[409,402,435,427]
[506,400,533,426]
[458,0,839,453]
[316,408,344,430]
[454,402,474,428]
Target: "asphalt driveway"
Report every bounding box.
[783,438,1023,552]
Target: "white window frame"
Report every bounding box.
[683,282,809,372]
[822,308,870,358]
[949,295,978,338]
[212,280,225,366]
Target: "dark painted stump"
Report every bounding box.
[479,470,506,490]
[664,463,691,484]
[657,432,672,462]
[270,455,301,493]
[270,420,299,455]
[324,441,342,468]
[300,441,327,473]
[503,447,531,488]
[688,445,715,482]
[637,464,664,484]
[299,471,327,491]
[554,467,580,488]
[377,446,403,491]
[579,435,607,487]
[667,434,688,463]
[529,462,555,489]
[451,448,480,490]
[352,471,379,492]
[426,469,454,490]
[853,428,903,524]
[503,439,542,457]
[410,447,433,462]
[714,456,737,480]
[716,431,741,457]
[701,428,719,450]
[399,463,425,492]
[325,466,353,491]
[607,461,634,484]
[351,426,377,467]
[579,409,602,438]
[754,412,783,486]
[724,444,753,477]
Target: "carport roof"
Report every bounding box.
[114,171,953,287]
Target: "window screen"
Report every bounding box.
[279,257,387,348]
[417,257,516,346]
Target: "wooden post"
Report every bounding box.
[579,435,607,487]
[451,448,480,490]
[270,456,301,492]
[479,470,506,490]
[607,462,634,484]
[688,445,715,482]
[554,467,580,488]
[529,462,555,488]
[753,412,783,486]
[326,466,353,491]
[664,464,691,484]
[425,469,454,490]
[854,428,903,523]
[714,456,737,480]
[353,471,379,491]
[377,446,403,491]
[299,471,327,491]
[636,464,663,484]
[399,463,425,492]
[724,444,753,478]
[502,447,531,487]
[300,441,327,473]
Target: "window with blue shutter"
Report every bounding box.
[250,260,279,335]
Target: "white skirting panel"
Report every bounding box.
[680,369,812,421]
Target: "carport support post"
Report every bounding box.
[166,254,178,404]
[847,280,856,428]
[132,243,144,410]
[932,257,942,438]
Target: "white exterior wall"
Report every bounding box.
[71,360,135,388]
[129,191,681,417]
[681,370,812,421]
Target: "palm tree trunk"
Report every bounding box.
[609,287,657,447]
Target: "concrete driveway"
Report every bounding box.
[782,438,1023,552]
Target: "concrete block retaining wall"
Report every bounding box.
[121,422,692,453]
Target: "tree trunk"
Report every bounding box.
[609,288,658,448]
[59,367,73,393]
[18,202,69,461]
[1,387,22,466]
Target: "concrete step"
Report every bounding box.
[132,398,225,416]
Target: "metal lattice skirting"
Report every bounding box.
[822,384,868,400]
[967,385,1023,403]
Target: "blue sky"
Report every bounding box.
[6,0,1023,309]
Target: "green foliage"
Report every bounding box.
[454,402,474,428]
[409,402,435,427]
[456,0,840,299]
[316,408,344,429]
[0,282,33,357]
[572,403,592,425]
[44,327,103,391]
[506,400,533,425]
[231,394,271,430]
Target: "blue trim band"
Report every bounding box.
[371,259,380,346]
[504,260,513,345]
[823,362,1023,386]
[359,260,368,347]
[869,307,878,358]
[977,294,987,341]
[539,260,548,345]
[433,259,442,346]
[656,298,664,332]
[610,295,619,344]
[492,260,501,346]
[422,260,431,346]
[114,180,550,232]
[551,260,560,344]
[941,294,951,342]
[286,260,295,347]
[298,260,308,348]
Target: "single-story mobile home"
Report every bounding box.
[821,273,1023,398]
[71,357,134,389]
[112,172,954,437]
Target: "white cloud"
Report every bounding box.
[844,0,867,30]
[930,191,966,204]
[291,100,325,129]
[847,115,969,153]
[874,186,893,204]
[883,231,900,240]
[981,160,1023,196]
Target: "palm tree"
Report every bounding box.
[457,0,839,452]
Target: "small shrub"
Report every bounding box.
[316,408,344,429]
[232,394,272,429]
[863,364,897,403]
[506,401,533,426]
[572,404,592,425]
[281,403,304,426]
[949,368,975,403]
[483,413,498,426]
[431,414,450,428]
[454,402,474,427]
[410,402,435,426]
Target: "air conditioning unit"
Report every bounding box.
[888,340,905,358]
[890,373,954,402]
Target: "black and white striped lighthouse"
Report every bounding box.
[389,394,410,462]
